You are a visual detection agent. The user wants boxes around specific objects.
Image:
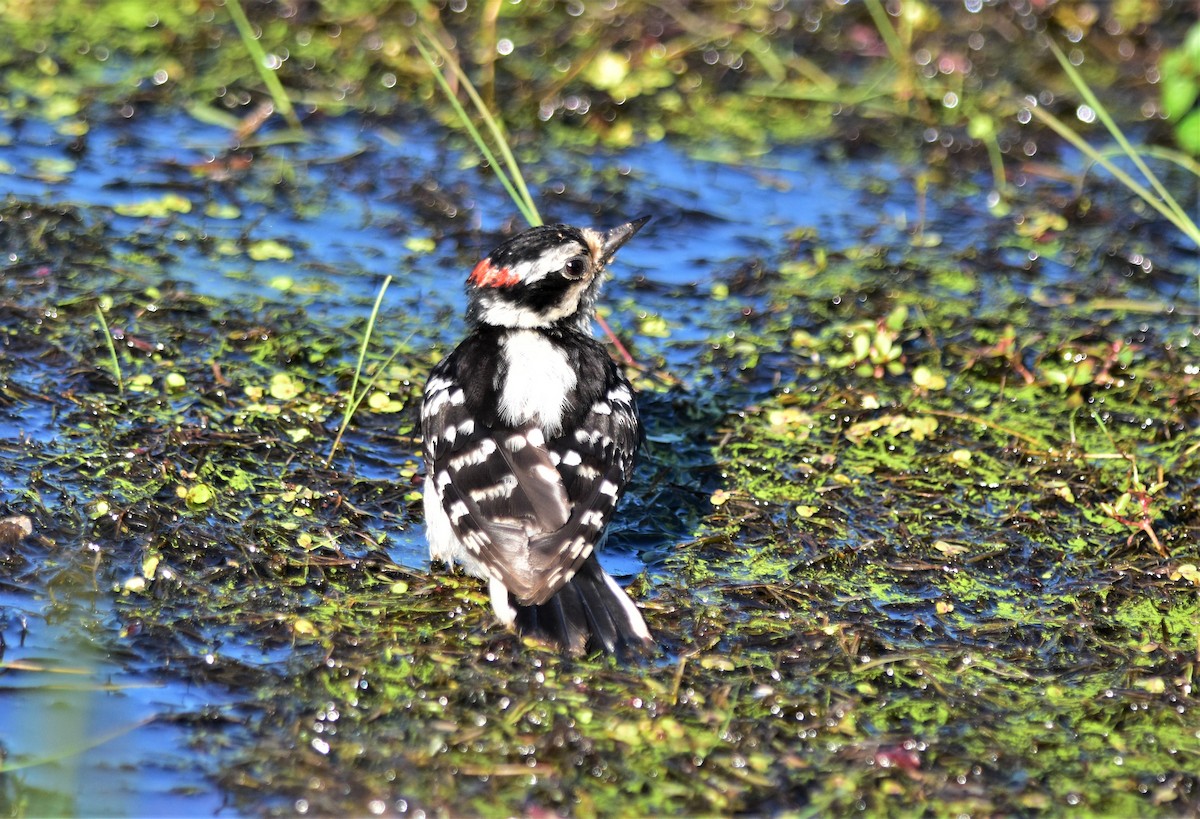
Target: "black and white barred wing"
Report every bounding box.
[527,377,640,604]
[423,360,569,598]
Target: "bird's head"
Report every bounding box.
[465,217,649,332]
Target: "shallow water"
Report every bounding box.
[1,113,948,310]
[0,589,229,815]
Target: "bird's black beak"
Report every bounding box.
[600,215,651,263]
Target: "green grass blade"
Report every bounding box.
[413,35,534,226]
[415,29,541,227]
[330,344,407,457]
[1045,37,1192,231]
[225,0,303,131]
[1094,143,1200,178]
[863,0,911,70]
[1024,102,1200,248]
[94,303,123,395]
[423,32,541,225]
[326,275,392,466]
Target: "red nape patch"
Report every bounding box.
[469,259,520,288]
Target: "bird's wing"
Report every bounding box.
[525,376,640,604]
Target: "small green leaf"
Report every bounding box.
[185,483,215,509]
[270,373,304,400]
[912,365,946,390]
[405,236,436,253]
[114,193,192,217]
[205,202,242,219]
[248,239,294,261]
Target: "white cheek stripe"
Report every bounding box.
[510,244,579,285]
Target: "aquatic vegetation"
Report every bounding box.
[1,1,1198,815]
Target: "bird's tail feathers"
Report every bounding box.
[512,558,653,656]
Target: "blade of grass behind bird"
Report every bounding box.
[1045,37,1197,243]
[224,0,303,132]
[412,26,542,227]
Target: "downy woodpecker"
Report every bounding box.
[421,217,653,655]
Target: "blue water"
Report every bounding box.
[1,113,926,315]
[0,589,230,815]
[0,110,916,815]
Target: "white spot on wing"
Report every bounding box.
[599,479,619,498]
[580,509,605,528]
[567,536,589,559]
[463,530,488,552]
[449,438,497,470]
[533,464,561,485]
[561,450,582,466]
[425,390,450,415]
[591,401,612,416]
[469,474,519,502]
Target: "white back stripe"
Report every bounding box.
[498,330,577,435]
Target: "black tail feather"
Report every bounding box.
[513,557,653,656]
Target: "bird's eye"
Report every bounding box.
[562,257,589,280]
